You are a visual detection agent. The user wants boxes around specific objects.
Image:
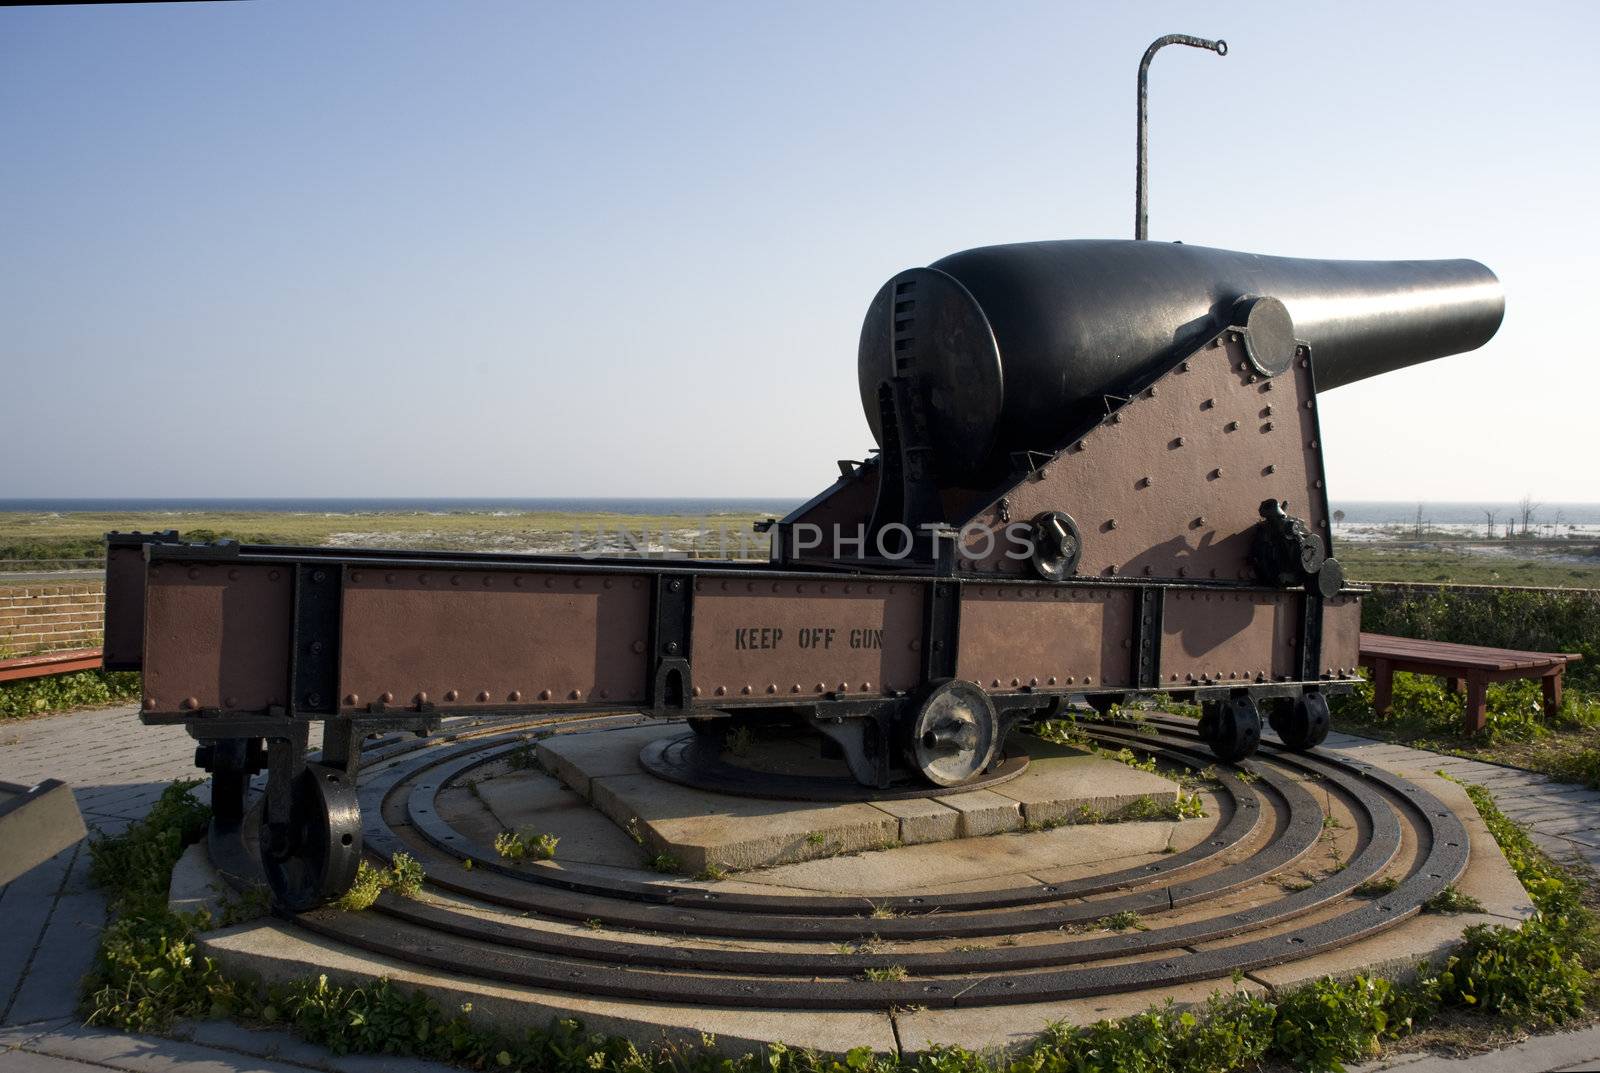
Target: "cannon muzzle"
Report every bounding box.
[859,239,1504,478]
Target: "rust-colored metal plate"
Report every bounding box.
[780,467,878,562]
[1159,589,1297,685]
[338,569,649,711]
[142,562,292,714]
[103,544,147,671]
[689,578,922,700]
[1322,594,1362,677]
[957,332,1329,581]
[957,585,1135,690]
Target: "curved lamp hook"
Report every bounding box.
[1136,34,1227,240]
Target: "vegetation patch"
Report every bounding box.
[1333,669,1600,788]
[494,829,559,862]
[334,854,425,912]
[0,669,140,719]
[1362,584,1600,690]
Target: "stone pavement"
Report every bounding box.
[3,705,1600,1071]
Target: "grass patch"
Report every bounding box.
[1333,670,1600,789]
[861,966,908,983]
[333,854,425,912]
[1343,545,1600,590]
[495,829,559,862]
[1099,910,1145,932]
[1422,885,1486,915]
[0,509,778,565]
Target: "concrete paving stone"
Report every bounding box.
[0,849,72,903]
[0,1050,107,1070]
[5,893,106,1025]
[1556,829,1600,850]
[536,725,664,798]
[182,1018,378,1070]
[868,798,959,845]
[936,789,1022,837]
[12,1024,329,1073]
[0,1020,75,1052]
[1349,1023,1600,1072]
[0,894,53,1021]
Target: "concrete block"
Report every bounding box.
[536,724,664,798]
[938,789,1022,837]
[474,774,647,868]
[0,780,86,887]
[991,755,1177,825]
[590,773,897,873]
[168,841,230,920]
[869,798,959,844]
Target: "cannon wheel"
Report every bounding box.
[1269,693,1332,752]
[261,762,363,912]
[910,679,1000,787]
[1199,696,1262,764]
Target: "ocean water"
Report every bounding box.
[0,497,803,517]
[3,497,1600,526]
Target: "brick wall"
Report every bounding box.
[0,581,105,655]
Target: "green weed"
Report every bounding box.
[1,669,140,719]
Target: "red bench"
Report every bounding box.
[1359,632,1583,734]
[0,647,104,683]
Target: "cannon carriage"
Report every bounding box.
[104,237,1504,908]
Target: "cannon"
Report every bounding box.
[104,238,1503,908]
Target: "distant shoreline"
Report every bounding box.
[4,497,1600,526]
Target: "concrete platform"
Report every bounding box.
[536,724,1180,872]
[172,716,1536,1058]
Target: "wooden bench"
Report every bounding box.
[0,647,103,683]
[1359,632,1583,734]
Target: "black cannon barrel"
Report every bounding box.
[858,239,1504,478]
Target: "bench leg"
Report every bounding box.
[1463,672,1488,735]
[1372,659,1394,715]
[1446,677,1464,695]
[1543,671,1563,719]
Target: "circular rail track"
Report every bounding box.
[222,713,1470,1011]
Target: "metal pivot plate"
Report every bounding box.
[261,761,362,912]
[1202,696,1262,764]
[910,679,1000,787]
[1029,510,1083,582]
[1270,693,1332,752]
[1233,295,1298,377]
[1316,558,1346,599]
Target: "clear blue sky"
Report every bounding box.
[3,1,1597,501]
